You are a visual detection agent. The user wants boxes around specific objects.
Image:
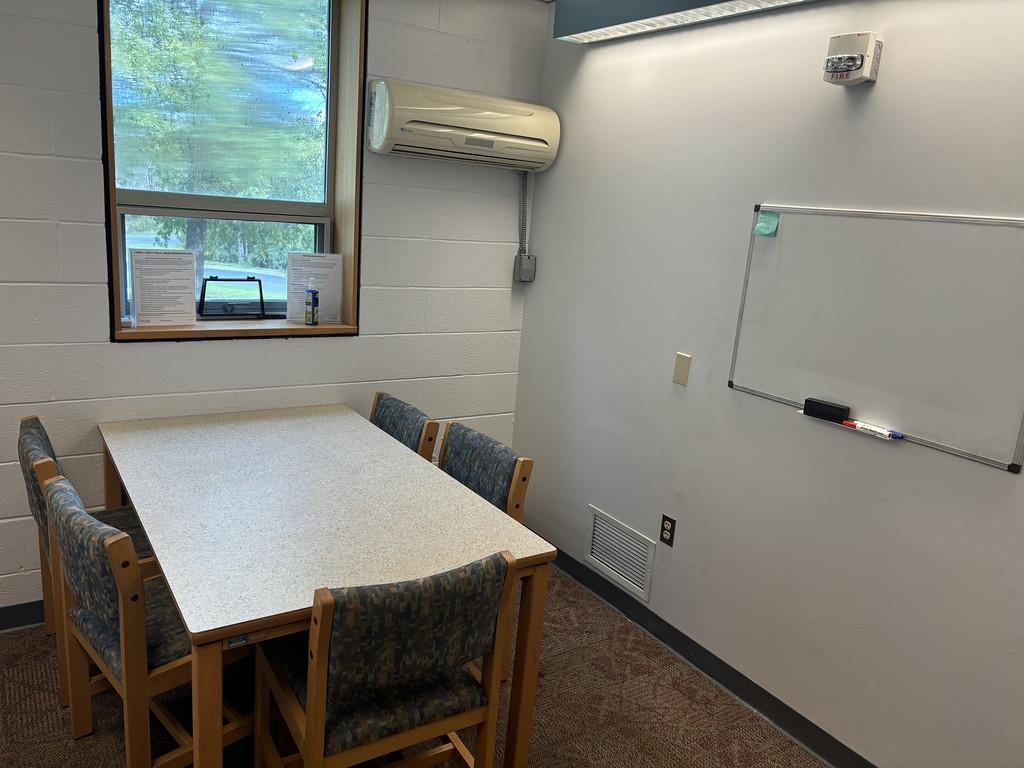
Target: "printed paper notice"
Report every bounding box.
[130,249,196,326]
[286,253,343,323]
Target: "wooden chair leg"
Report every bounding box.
[476,642,507,766]
[65,633,94,738]
[117,561,152,767]
[38,533,55,635]
[504,564,549,768]
[52,566,70,708]
[48,525,70,708]
[474,703,498,768]
[254,656,270,768]
[476,554,519,768]
[122,685,152,768]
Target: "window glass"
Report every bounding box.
[110,0,330,203]
[124,214,316,303]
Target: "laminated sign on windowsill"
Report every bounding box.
[130,249,197,326]
[286,252,343,323]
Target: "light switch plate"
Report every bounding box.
[673,352,691,386]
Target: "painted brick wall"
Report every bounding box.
[0,0,552,608]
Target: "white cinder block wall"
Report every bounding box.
[516,2,1024,767]
[0,0,551,608]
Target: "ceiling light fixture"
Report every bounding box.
[554,0,825,44]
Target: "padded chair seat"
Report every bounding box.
[69,576,190,680]
[264,632,486,755]
[94,505,154,559]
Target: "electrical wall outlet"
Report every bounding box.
[660,515,676,547]
[673,353,691,386]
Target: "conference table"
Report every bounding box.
[99,404,557,768]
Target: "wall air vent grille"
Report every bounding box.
[585,505,656,602]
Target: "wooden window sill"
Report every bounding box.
[114,319,358,342]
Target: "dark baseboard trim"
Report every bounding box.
[554,552,876,768]
[0,600,44,632]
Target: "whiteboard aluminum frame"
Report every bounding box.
[728,203,1024,474]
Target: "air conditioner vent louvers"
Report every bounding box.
[404,121,550,148]
[391,145,546,170]
[585,505,656,602]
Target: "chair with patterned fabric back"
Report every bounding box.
[438,421,534,522]
[254,551,518,768]
[19,415,159,707]
[43,475,252,767]
[369,392,440,460]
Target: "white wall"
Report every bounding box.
[0,0,550,608]
[516,2,1024,766]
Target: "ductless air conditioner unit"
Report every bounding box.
[366,78,561,172]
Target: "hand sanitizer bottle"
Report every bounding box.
[304,278,320,326]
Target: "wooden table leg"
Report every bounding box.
[102,445,123,508]
[504,562,549,768]
[192,641,224,768]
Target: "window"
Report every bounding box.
[101,0,366,340]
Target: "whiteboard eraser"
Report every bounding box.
[803,398,851,424]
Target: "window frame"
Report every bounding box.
[100,0,365,342]
[117,201,332,319]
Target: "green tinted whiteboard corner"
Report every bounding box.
[729,204,1024,473]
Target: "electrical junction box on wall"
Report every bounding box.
[824,31,883,86]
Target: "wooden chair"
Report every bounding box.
[254,551,518,768]
[438,422,534,522]
[19,415,159,706]
[42,474,252,768]
[369,392,440,460]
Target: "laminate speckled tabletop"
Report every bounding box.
[99,405,556,638]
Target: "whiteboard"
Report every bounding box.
[729,204,1024,472]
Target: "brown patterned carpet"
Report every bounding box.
[0,566,826,768]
